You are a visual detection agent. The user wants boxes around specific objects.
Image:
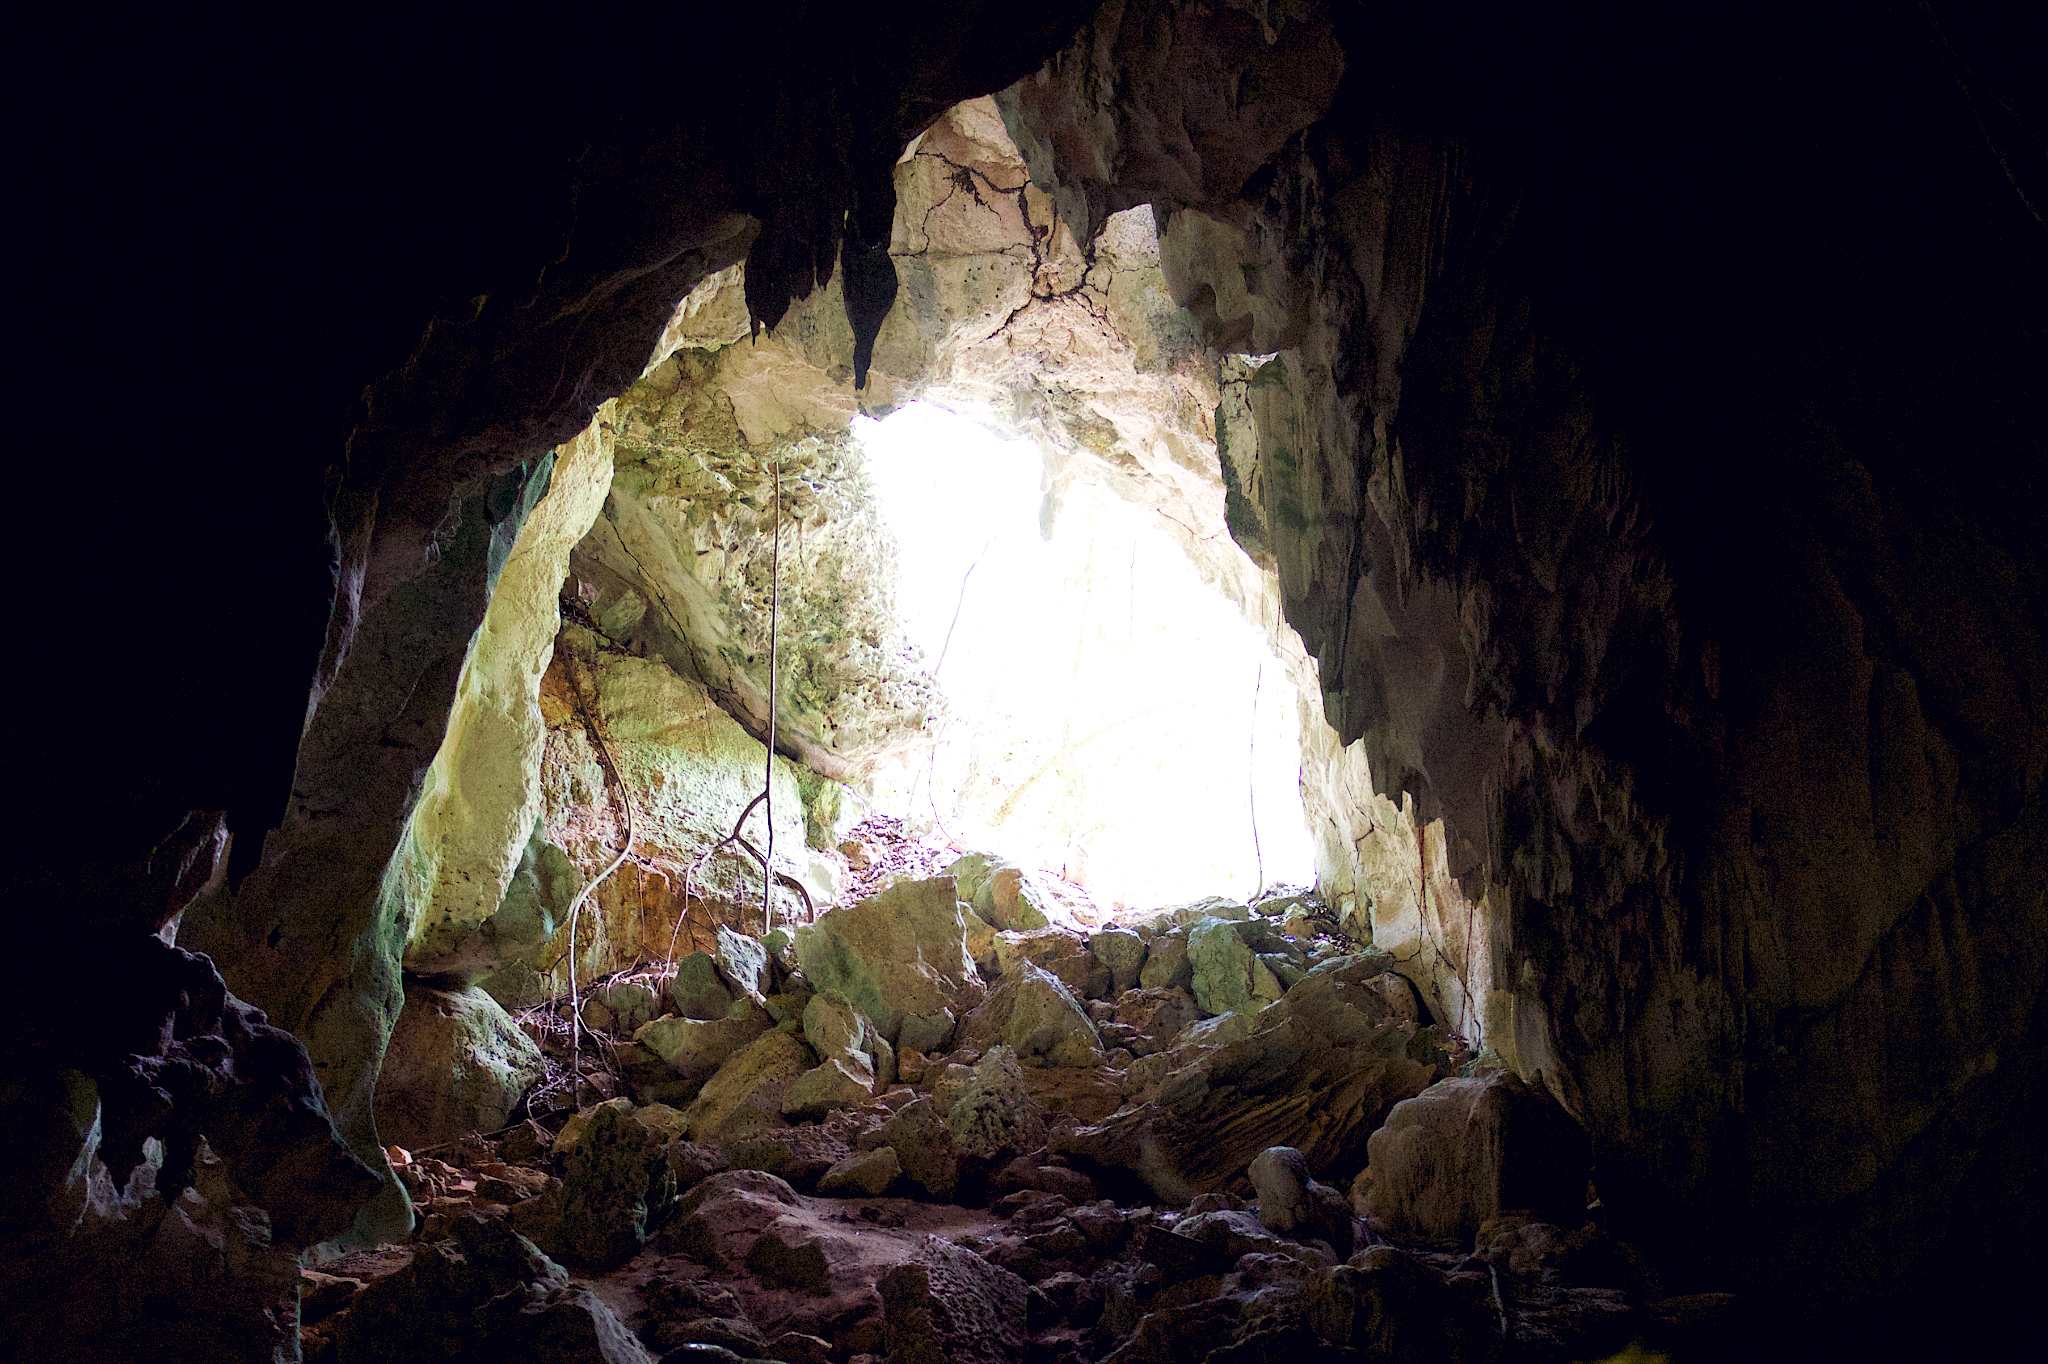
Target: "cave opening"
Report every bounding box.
[18,3,2047,1360]
[855,399,1316,908]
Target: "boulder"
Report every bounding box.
[746,1214,856,1294]
[980,865,1052,932]
[946,1046,1045,1162]
[949,852,1053,932]
[1167,896,1252,926]
[376,983,544,1150]
[712,925,773,1004]
[544,1100,674,1267]
[1249,1145,1355,1254]
[1171,1207,1298,1261]
[1360,1072,1589,1242]
[665,1169,802,1269]
[959,961,1103,1067]
[336,1215,650,1364]
[762,985,814,1028]
[1089,928,1148,993]
[681,1029,815,1141]
[962,910,1001,976]
[1249,954,1286,1003]
[792,876,980,1041]
[1114,987,1199,1051]
[552,1098,688,1155]
[1306,1245,1489,1360]
[583,980,660,1034]
[781,1058,877,1119]
[667,952,735,1020]
[1187,917,1255,1016]
[946,852,1003,905]
[992,928,1110,999]
[717,1123,850,1189]
[818,1145,902,1196]
[1137,932,1193,990]
[881,1098,963,1200]
[801,993,884,1070]
[897,1008,957,1055]
[1055,955,1451,1202]
[879,1237,1029,1364]
[632,1014,769,1099]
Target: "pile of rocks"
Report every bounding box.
[312,866,1732,1363]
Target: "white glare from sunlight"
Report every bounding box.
[854,402,1315,909]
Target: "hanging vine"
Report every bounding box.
[556,640,637,1103]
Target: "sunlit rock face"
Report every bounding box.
[396,410,619,986]
[575,357,933,783]
[997,0,2048,1320]
[516,633,810,998]
[565,96,1349,911]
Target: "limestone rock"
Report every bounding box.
[532,641,809,994]
[717,1123,849,1190]
[818,1145,901,1197]
[546,1100,675,1268]
[713,925,773,1004]
[746,1213,856,1295]
[375,983,544,1150]
[681,1028,814,1141]
[552,1098,689,1156]
[1250,954,1286,1004]
[801,993,884,1071]
[1187,917,1255,1016]
[881,1098,962,1201]
[336,1215,650,1364]
[946,852,1002,907]
[1360,1073,1589,1242]
[980,865,1052,932]
[632,1014,769,1099]
[393,413,618,988]
[879,1237,1029,1364]
[781,1058,877,1120]
[1137,932,1193,991]
[1089,928,1148,993]
[665,1169,801,1270]
[993,927,1111,998]
[668,952,735,1020]
[1055,956,1450,1201]
[946,1046,1045,1162]
[960,961,1104,1068]
[583,980,659,1034]
[1166,897,1252,926]
[1249,1145,1355,1254]
[792,876,979,1042]
[962,910,1000,976]
[1114,987,1199,1052]
[1306,1245,1485,1360]
[897,1008,957,1056]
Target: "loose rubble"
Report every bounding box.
[309,871,1732,1363]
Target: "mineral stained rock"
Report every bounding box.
[793,876,981,1042]
[375,983,545,1151]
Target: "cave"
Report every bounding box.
[8,3,2045,1361]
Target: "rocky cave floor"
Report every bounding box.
[306,859,1741,1364]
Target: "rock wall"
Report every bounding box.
[995,0,2048,1323]
[396,407,618,985]
[125,7,1104,1258]
[510,632,812,1003]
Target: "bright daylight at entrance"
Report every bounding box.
[856,402,1313,909]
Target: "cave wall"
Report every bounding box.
[16,0,2045,1346]
[996,0,2048,1321]
[19,4,1103,1265]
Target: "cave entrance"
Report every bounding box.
[854,400,1315,909]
